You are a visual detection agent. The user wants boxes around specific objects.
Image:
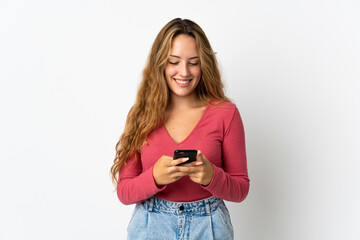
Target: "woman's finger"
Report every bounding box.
[171,171,190,178]
[176,166,195,173]
[170,157,189,166]
[195,161,203,166]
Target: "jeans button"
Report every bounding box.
[179,205,184,211]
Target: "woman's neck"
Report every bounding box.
[168,94,204,111]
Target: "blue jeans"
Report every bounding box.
[127,196,234,240]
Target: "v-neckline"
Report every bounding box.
[162,103,210,145]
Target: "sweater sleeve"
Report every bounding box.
[117,152,166,205]
[202,107,250,202]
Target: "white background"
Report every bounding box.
[1,0,359,239]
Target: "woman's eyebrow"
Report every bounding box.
[169,55,200,60]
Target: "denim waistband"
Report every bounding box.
[141,196,223,216]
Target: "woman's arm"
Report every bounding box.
[117,154,165,205]
[117,153,192,205]
[202,107,250,202]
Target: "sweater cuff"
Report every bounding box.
[146,165,166,192]
[201,164,223,192]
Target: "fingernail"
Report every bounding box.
[196,161,203,165]
[182,157,189,162]
[168,166,175,170]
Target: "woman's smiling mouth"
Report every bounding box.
[174,78,192,86]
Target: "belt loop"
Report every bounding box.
[148,197,155,212]
[204,198,211,215]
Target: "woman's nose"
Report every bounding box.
[179,63,190,77]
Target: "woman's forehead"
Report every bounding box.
[170,35,199,57]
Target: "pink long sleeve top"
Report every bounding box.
[117,100,249,205]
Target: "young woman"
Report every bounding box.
[110,18,249,239]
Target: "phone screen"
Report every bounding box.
[173,150,197,166]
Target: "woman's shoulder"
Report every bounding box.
[205,99,241,133]
[208,99,237,110]
[206,99,238,121]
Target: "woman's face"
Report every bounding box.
[165,34,201,99]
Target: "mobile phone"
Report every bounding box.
[173,150,198,166]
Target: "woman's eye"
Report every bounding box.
[168,61,179,65]
[189,62,199,66]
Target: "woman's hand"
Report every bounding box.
[152,155,190,187]
[177,150,214,186]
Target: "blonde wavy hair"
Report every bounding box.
[110,18,229,187]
